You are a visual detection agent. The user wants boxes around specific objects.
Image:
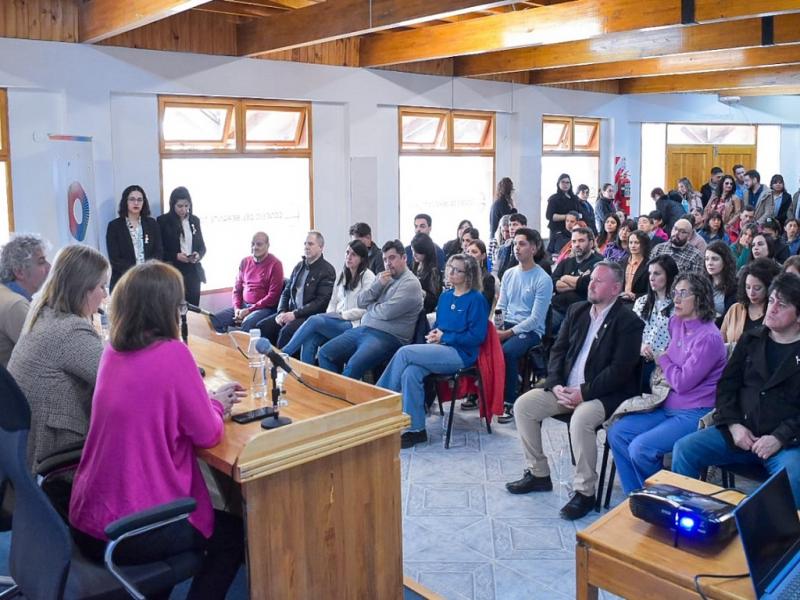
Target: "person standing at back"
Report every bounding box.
[489,177,516,239]
[546,174,582,238]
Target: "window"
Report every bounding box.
[399,107,495,245]
[541,116,600,233]
[159,97,312,291]
[0,90,12,243]
[666,124,756,145]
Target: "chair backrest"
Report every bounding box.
[0,365,72,599]
[413,310,431,345]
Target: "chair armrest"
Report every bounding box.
[35,441,85,477]
[104,498,197,541]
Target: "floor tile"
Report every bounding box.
[407,483,487,517]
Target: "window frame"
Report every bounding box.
[399,107,495,156]
[0,89,13,235]
[542,115,600,156]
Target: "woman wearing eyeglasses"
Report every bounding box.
[608,273,726,495]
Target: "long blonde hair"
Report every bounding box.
[25,244,109,333]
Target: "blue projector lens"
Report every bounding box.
[679,516,696,531]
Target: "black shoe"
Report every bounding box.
[559,492,596,520]
[505,470,553,494]
[401,429,428,449]
[497,406,514,423]
[460,396,478,411]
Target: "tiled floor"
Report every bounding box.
[401,406,625,600]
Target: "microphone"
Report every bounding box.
[185,303,213,316]
[255,338,294,375]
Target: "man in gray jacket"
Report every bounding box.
[318,239,423,380]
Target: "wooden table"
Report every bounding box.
[187,315,410,599]
[576,470,754,600]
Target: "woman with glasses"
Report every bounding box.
[8,245,109,472]
[721,258,781,345]
[158,186,207,305]
[377,254,489,449]
[608,272,726,495]
[106,185,163,290]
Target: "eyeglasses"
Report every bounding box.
[447,266,466,274]
[671,289,694,300]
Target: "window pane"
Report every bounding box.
[543,120,570,152]
[401,114,447,150]
[162,157,311,290]
[399,155,493,247]
[246,109,302,143]
[0,162,9,244]
[540,155,599,234]
[756,125,781,183]
[453,117,489,146]
[163,105,236,149]
[574,120,599,152]
[666,124,756,145]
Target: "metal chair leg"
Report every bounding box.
[566,428,576,466]
[445,377,457,449]
[604,460,616,509]
[595,442,610,512]
[474,370,491,434]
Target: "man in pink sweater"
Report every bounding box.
[209,231,284,332]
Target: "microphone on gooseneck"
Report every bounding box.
[254,338,293,375]
[185,303,213,317]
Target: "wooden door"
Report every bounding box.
[715,145,756,175]
[666,145,713,192]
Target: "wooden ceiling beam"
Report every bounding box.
[237,0,521,57]
[696,0,800,20]
[79,0,213,43]
[619,64,800,93]
[359,0,800,67]
[716,86,800,96]
[194,0,282,18]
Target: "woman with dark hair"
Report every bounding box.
[721,258,781,344]
[608,272,726,494]
[597,213,620,255]
[783,255,800,276]
[620,230,650,302]
[750,232,778,264]
[704,241,738,325]
[106,185,163,290]
[411,232,443,313]
[595,183,616,233]
[545,173,581,236]
[731,222,758,271]
[69,261,246,598]
[377,254,489,449]
[443,219,473,260]
[699,211,730,244]
[575,183,597,235]
[633,255,678,391]
[707,175,742,230]
[604,217,634,263]
[762,219,790,263]
[489,177,517,238]
[157,186,207,305]
[460,227,481,253]
[281,240,376,364]
[783,218,800,255]
[465,239,497,309]
[770,174,792,225]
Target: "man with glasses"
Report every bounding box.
[505,261,643,519]
[649,218,704,275]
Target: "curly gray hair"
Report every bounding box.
[0,234,48,283]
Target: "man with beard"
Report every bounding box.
[550,227,602,331]
[649,218,704,275]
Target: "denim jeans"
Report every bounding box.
[500,322,541,406]
[318,326,403,380]
[672,425,800,509]
[210,304,275,334]
[376,344,466,431]
[280,314,353,364]
[607,407,711,494]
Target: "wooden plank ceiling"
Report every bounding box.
[4,0,800,94]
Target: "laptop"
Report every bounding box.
[735,469,800,599]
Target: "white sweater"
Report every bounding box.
[325,269,376,326]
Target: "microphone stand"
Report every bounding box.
[181,312,206,378]
[261,364,292,430]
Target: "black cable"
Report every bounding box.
[693,572,749,600]
[708,487,747,498]
[294,374,356,405]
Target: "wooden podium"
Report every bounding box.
[188,318,409,599]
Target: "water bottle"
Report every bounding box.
[99,302,110,341]
[275,370,289,408]
[493,309,504,329]
[246,329,267,401]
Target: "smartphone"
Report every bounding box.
[232,407,274,424]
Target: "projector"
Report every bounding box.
[629,484,737,544]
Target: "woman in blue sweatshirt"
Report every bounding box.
[377,254,489,449]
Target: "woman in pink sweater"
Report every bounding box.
[69,261,245,599]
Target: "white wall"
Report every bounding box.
[1,36,799,284]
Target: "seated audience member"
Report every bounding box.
[690,207,706,232]
[701,167,724,209]
[547,211,580,256]
[444,219,474,261]
[608,273,726,494]
[466,239,498,309]
[69,261,245,597]
[704,241,738,325]
[106,185,163,290]
[576,184,597,235]
[318,240,423,380]
[261,231,336,347]
[684,213,707,253]
[404,214,445,270]
[648,210,669,242]
[649,218,704,275]
[762,219,790,263]
[208,232,284,333]
[673,273,800,508]
[157,186,206,305]
[551,227,602,326]
[8,245,107,471]
[620,230,650,302]
[637,214,664,247]
[749,231,781,265]
[459,227,481,254]
[378,254,489,449]
[634,256,679,391]
[657,191,687,235]
[604,218,634,263]
[699,211,730,244]
[783,255,800,277]
[494,213,527,280]
[596,213,620,255]
[350,222,384,275]
[280,240,375,364]
[505,261,644,520]
[489,215,510,268]
[730,222,758,271]
[726,205,754,244]
[677,177,703,213]
[410,233,443,313]
[494,228,553,423]
[0,235,50,366]
[783,218,800,256]
[720,258,781,345]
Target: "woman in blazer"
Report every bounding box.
[157,186,207,305]
[106,185,163,290]
[620,230,650,302]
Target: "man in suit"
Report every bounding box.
[260,231,336,348]
[505,261,644,520]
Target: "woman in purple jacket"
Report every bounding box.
[608,272,727,494]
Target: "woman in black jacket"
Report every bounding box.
[489,177,516,238]
[106,185,163,290]
[410,233,442,313]
[545,173,581,237]
[157,186,207,305]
